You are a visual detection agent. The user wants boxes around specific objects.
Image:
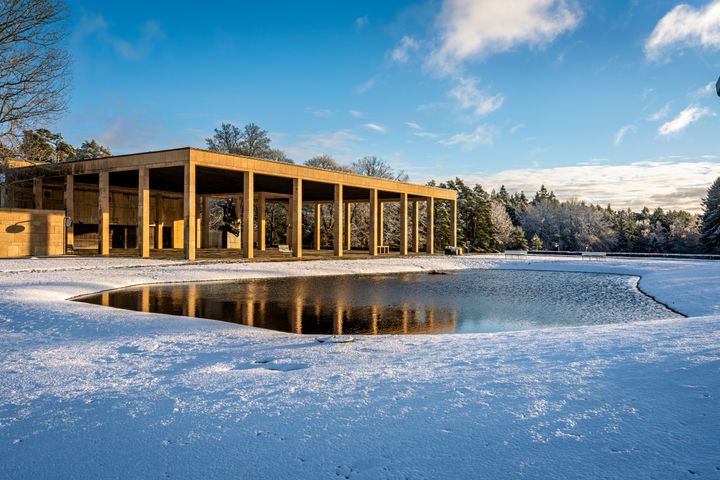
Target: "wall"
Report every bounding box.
[0,208,65,257]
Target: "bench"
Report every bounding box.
[504,250,528,259]
[377,245,390,254]
[582,251,607,262]
[444,246,463,255]
[278,244,292,254]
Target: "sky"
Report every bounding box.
[55,0,720,212]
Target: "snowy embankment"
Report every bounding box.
[0,255,719,479]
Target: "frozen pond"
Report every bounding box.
[75,269,681,334]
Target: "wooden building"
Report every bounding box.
[2,148,457,260]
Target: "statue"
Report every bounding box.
[221,199,240,237]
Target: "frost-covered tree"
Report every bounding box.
[530,233,543,251]
[701,177,720,253]
[507,226,528,250]
[490,200,513,249]
[76,139,110,160]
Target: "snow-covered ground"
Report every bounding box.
[1,255,719,479]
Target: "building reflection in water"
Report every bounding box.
[85,274,458,335]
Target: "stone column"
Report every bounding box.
[290,178,303,258]
[314,203,321,250]
[183,162,196,261]
[201,196,210,249]
[344,202,351,251]
[377,202,384,247]
[334,184,343,257]
[138,167,150,258]
[155,194,164,249]
[242,172,254,259]
[33,177,43,209]
[412,200,420,253]
[257,193,266,251]
[451,199,458,248]
[98,172,110,256]
[369,189,378,256]
[426,197,434,255]
[65,175,74,251]
[400,193,408,256]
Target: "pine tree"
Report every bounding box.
[530,233,543,250]
[701,177,720,253]
[508,226,528,250]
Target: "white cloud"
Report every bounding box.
[510,123,525,134]
[74,13,165,60]
[356,77,377,94]
[451,159,720,212]
[645,0,720,61]
[349,110,364,118]
[690,81,716,99]
[448,77,504,116]
[439,125,497,149]
[364,123,386,133]
[647,103,671,121]
[305,107,333,118]
[391,36,420,63]
[282,130,363,161]
[414,131,440,139]
[658,105,712,135]
[355,15,368,29]
[430,0,582,72]
[405,121,422,129]
[614,124,637,146]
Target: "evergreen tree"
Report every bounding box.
[76,139,110,160]
[701,177,720,253]
[530,233,543,250]
[508,226,528,250]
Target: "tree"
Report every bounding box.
[0,0,71,144]
[76,139,110,160]
[508,226,529,250]
[530,233,543,250]
[265,148,293,163]
[18,128,54,161]
[352,156,408,181]
[701,177,720,253]
[489,200,513,249]
[305,154,350,172]
[240,123,272,157]
[205,123,242,153]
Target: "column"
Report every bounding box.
[65,175,74,251]
[195,196,202,248]
[400,193,408,256]
[334,184,343,257]
[369,188,378,256]
[344,202,351,251]
[242,172,254,259]
[412,200,420,253]
[183,162,196,261]
[377,202,384,247]
[155,194,164,249]
[33,177,43,209]
[201,196,210,249]
[98,172,110,256]
[257,193,266,251]
[314,203,321,250]
[290,178,302,258]
[426,197,434,255]
[451,199,458,248]
[138,167,150,258]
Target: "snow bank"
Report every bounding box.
[0,255,718,479]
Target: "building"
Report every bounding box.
[0,147,457,259]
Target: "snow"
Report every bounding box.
[1,254,719,479]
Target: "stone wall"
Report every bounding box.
[0,208,65,257]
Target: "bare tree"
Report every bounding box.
[351,155,408,181]
[0,0,71,144]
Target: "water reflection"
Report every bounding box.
[76,270,680,335]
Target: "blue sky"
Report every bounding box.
[56,0,720,211]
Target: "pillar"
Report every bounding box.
[377,202,384,246]
[65,175,74,251]
[426,197,434,255]
[334,184,343,257]
[183,162,196,261]
[195,196,202,248]
[201,196,210,249]
[412,200,420,253]
[138,167,150,258]
[33,177,43,209]
[314,203,321,250]
[257,193,266,251]
[344,202,351,251]
[242,172,254,259]
[155,194,164,249]
[0,184,7,208]
[451,199,458,248]
[98,172,110,256]
[369,188,378,256]
[400,193,408,256]
[290,178,302,258]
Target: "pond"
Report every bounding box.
[75,269,682,335]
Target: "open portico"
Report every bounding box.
[5,148,457,260]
